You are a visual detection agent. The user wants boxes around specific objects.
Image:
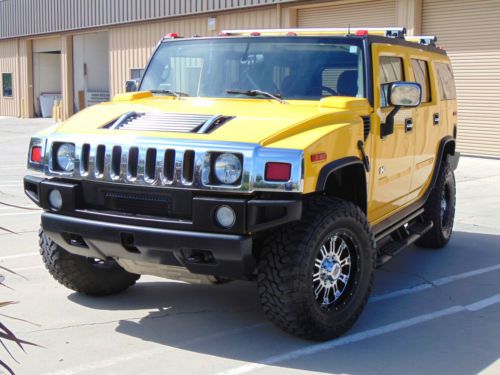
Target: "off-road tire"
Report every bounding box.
[257,197,376,341]
[416,160,456,249]
[39,229,140,295]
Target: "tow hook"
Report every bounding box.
[357,140,370,172]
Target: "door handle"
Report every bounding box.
[405,118,414,132]
[433,113,440,126]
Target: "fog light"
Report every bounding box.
[215,205,236,228]
[48,189,63,210]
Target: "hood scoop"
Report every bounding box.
[105,112,233,134]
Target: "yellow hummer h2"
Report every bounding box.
[24,27,459,340]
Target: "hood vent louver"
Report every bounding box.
[104,112,233,134]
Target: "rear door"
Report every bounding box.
[409,57,440,194]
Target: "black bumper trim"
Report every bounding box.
[42,212,255,279]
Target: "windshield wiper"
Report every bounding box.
[150,90,189,99]
[225,89,287,104]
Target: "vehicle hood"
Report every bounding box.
[53,95,371,147]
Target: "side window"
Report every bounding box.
[411,59,431,102]
[130,68,144,80]
[379,56,404,107]
[2,73,13,97]
[435,62,456,100]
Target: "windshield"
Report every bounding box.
[140,37,365,101]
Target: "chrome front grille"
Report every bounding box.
[106,112,228,134]
[71,142,197,187]
[43,135,304,193]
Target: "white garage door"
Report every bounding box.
[297,0,397,28]
[423,0,500,157]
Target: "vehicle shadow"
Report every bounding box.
[68,230,500,374]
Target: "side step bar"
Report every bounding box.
[376,220,434,267]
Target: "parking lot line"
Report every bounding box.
[0,211,40,217]
[0,252,38,260]
[370,263,500,303]
[214,293,500,375]
[11,265,43,272]
[39,323,270,375]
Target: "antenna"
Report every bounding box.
[348,24,351,35]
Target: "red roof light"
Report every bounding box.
[355,30,369,36]
[164,33,179,39]
[250,31,261,37]
[265,162,291,182]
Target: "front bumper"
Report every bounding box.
[25,176,302,279]
[42,212,254,279]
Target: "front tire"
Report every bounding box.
[257,197,376,341]
[416,159,456,249]
[39,229,140,295]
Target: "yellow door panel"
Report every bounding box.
[368,46,416,223]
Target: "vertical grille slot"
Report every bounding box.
[128,147,139,178]
[96,145,106,176]
[81,143,90,173]
[145,148,157,181]
[164,149,175,181]
[111,146,122,177]
[182,150,195,183]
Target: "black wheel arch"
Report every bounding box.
[316,157,367,213]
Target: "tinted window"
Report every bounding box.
[435,62,456,100]
[411,59,430,102]
[379,56,404,106]
[2,73,13,97]
[140,38,365,100]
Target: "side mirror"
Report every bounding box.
[125,78,140,92]
[388,82,421,107]
[381,82,421,138]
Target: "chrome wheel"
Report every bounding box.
[313,233,353,309]
[440,183,452,229]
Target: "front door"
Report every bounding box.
[368,46,416,223]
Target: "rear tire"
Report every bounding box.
[39,229,140,295]
[257,197,375,341]
[416,159,456,249]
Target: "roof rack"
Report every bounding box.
[220,27,406,38]
[218,28,439,48]
[405,35,438,46]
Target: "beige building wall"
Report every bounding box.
[0,39,19,117]
[109,7,278,96]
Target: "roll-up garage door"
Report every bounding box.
[297,0,397,28]
[423,0,500,157]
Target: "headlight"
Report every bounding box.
[214,153,242,184]
[56,143,75,172]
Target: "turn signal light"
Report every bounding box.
[31,146,42,163]
[265,162,291,182]
[311,152,327,163]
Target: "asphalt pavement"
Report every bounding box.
[0,118,499,375]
